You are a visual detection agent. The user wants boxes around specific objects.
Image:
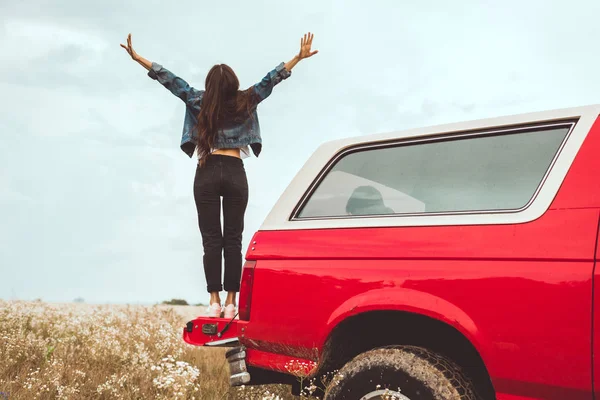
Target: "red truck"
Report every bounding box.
[183,104,600,400]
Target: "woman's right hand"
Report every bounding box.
[120,33,140,61]
[120,34,152,70]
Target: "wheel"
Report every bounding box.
[324,346,479,400]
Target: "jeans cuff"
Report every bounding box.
[207,284,223,293]
[223,284,240,293]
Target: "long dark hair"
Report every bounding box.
[196,64,256,165]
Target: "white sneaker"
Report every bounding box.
[223,304,237,319]
[208,303,222,318]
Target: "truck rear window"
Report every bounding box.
[296,123,572,219]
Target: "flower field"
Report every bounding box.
[0,300,297,399]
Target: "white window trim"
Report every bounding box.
[261,104,600,231]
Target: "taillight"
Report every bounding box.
[238,261,256,321]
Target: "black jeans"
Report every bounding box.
[193,155,248,293]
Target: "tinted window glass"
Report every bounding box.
[297,126,570,218]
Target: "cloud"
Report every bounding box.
[1,0,600,303]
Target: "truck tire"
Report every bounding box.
[324,346,479,400]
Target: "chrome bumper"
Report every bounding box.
[226,346,251,386]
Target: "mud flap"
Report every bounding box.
[182,316,240,347]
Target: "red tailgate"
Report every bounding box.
[183,317,242,347]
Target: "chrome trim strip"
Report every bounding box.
[205,337,240,347]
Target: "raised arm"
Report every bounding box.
[120,33,202,104]
[253,32,318,104]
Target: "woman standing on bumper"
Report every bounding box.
[121,33,318,318]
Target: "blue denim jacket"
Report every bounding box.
[147,62,291,158]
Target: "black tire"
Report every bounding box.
[324,346,479,400]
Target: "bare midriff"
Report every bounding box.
[211,148,241,158]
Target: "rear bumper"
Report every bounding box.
[182,316,316,387]
[226,346,251,386]
[182,317,250,386]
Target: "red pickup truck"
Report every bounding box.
[184,104,600,400]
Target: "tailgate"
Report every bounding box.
[183,316,241,347]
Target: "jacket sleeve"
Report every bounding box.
[147,62,203,105]
[251,62,292,105]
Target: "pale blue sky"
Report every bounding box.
[1,0,599,304]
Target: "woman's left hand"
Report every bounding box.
[298,32,318,60]
[284,32,318,72]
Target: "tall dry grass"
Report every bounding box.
[0,300,299,399]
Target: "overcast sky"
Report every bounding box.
[1,0,599,304]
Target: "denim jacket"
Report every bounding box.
[147,62,291,158]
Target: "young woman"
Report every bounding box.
[121,32,318,318]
